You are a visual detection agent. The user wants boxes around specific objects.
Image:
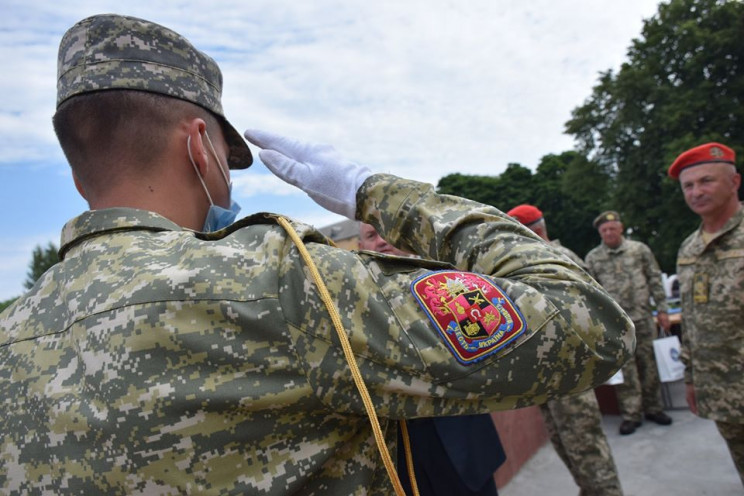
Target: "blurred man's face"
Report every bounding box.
[679,162,741,218]
[598,221,624,249]
[358,223,408,256]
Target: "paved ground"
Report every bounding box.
[500,381,742,496]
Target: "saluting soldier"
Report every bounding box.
[0,14,634,495]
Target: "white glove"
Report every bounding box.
[243,129,372,219]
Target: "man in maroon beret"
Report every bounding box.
[507,204,544,227]
[669,142,743,485]
[507,205,624,496]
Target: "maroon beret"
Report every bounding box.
[668,142,735,180]
[507,204,543,225]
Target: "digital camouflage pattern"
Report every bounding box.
[550,239,588,271]
[0,175,634,494]
[57,14,251,169]
[615,316,664,421]
[540,241,622,495]
[585,239,669,322]
[540,390,622,496]
[677,205,744,423]
[585,238,668,421]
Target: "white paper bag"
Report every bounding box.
[653,335,685,382]
[605,369,624,385]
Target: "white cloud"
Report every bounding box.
[0,0,663,298]
[0,233,59,301]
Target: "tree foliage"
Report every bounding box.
[24,242,60,290]
[437,152,612,258]
[565,0,744,271]
[0,298,17,313]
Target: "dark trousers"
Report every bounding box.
[397,415,505,496]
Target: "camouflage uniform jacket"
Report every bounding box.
[677,204,744,423]
[550,240,588,271]
[585,238,669,321]
[0,174,633,495]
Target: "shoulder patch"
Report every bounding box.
[411,271,526,365]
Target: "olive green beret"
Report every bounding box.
[593,211,621,229]
[57,14,252,169]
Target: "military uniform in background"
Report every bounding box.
[585,233,669,428]
[541,240,623,496]
[0,174,634,494]
[677,204,744,483]
[506,205,624,495]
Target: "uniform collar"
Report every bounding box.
[685,202,743,257]
[59,208,183,260]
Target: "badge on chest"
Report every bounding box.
[692,272,709,304]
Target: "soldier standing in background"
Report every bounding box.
[508,205,624,496]
[668,142,743,486]
[585,211,673,436]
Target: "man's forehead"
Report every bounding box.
[679,161,734,181]
[600,220,622,230]
[360,223,377,235]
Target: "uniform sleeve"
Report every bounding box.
[643,244,669,314]
[584,251,598,280]
[676,259,694,384]
[279,174,635,418]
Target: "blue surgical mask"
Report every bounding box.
[188,132,242,232]
[202,194,241,232]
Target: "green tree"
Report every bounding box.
[24,242,60,290]
[436,151,612,258]
[0,298,17,313]
[533,152,613,258]
[565,0,744,272]
[437,163,534,208]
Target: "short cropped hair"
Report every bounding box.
[53,90,220,193]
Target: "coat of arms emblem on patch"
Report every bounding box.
[411,271,526,364]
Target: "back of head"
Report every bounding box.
[507,204,543,226]
[53,13,251,175]
[507,204,547,239]
[54,90,218,193]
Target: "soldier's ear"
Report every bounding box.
[186,118,210,177]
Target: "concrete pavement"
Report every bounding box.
[499,381,742,495]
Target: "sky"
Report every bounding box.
[0,0,663,300]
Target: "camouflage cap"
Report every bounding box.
[593,210,621,229]
[57,14,252,169]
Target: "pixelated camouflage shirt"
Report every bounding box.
[585,238,669,322]
[550,240,588,271]
[0,174,634,495]
[677,204,744,423]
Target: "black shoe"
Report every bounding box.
[645,412,673,425]
[619,420,641,435]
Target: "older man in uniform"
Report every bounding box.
[668,142,744,485]
[508,205,624,496]
[585,211,672,435]
[0,14,634,495]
